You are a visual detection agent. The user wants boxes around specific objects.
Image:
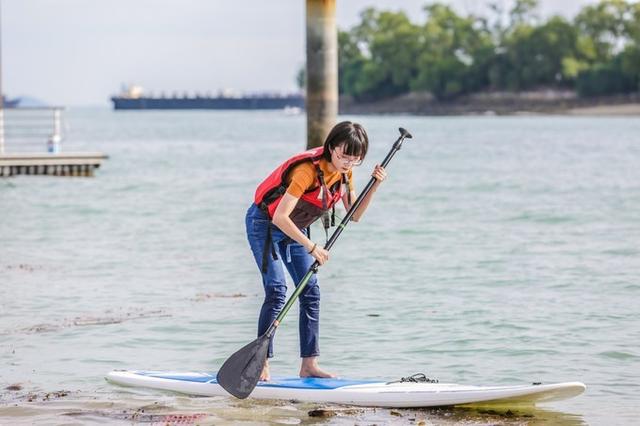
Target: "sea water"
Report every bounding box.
[1,109,639,425]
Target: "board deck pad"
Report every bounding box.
[106,370,585,408]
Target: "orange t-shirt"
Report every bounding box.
[286,159,354,198]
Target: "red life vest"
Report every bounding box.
[254,146,347,229]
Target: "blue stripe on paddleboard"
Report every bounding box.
[133,371,378,389]
[134,371,216,383]
[259,377,379,390]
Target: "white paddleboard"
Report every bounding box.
[106,370,586,408]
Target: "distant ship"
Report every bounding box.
[111,85,305,110]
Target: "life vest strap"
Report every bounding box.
[259,204,278,274]
[343,173,352,207]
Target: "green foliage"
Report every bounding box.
[576,56,639,96]
[562,57,590,79]
[574,0,629,61]
[410,4,494,99]
[339,8,421,101]
[335,0,640,101]
[500,16,580,89]
[296,68,305,90]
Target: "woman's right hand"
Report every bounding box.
[310,244,329,265]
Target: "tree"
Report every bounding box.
[619,2,640,89]
[349,9,421,100]
[505,16,580,89]
[574,0,640,95]
[576,55,638,96]
[574,0,630,62]
[410,4,493,99]
[296,68,305,91]
[485,0,541,89]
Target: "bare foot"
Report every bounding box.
[299,357,336,378]
[259,360,270,381]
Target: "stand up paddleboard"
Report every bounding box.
[106,370,585,408]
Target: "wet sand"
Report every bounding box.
[566,103,640,116]
[0,388,585,425]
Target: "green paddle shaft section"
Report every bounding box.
[275,269,315,322]
[274,127,412,325]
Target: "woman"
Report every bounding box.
[246,121,387,380]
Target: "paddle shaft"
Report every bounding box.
[269,129,411,331]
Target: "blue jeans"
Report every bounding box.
[245,203,320,358]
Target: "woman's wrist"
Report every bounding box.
[307,243,317,254]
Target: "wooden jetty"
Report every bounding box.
[0,152,108,177]
[0,107,108,178]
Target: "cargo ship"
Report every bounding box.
[111,85,304,110]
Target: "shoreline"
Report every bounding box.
[564,103,640,116]
[339,91,640,116]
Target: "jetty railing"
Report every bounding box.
[0,107,108,177]
[0,106,64,153]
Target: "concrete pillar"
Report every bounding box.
[306,0,338,149]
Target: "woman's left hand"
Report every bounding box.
[372,164,387,183]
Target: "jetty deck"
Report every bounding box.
[0,152,108,177]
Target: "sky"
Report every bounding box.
[2,0,598,106]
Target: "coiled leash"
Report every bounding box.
[387,373,439,384]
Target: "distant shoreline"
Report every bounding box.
[339,91,640,116]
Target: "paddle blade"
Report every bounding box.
[216,333,270,399]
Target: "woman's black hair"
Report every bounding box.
[322,121,369,162]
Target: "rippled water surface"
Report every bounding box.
[1,109,639,425]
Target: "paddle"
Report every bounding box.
[217,127,413,399]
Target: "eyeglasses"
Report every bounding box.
[333,148,363,166]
